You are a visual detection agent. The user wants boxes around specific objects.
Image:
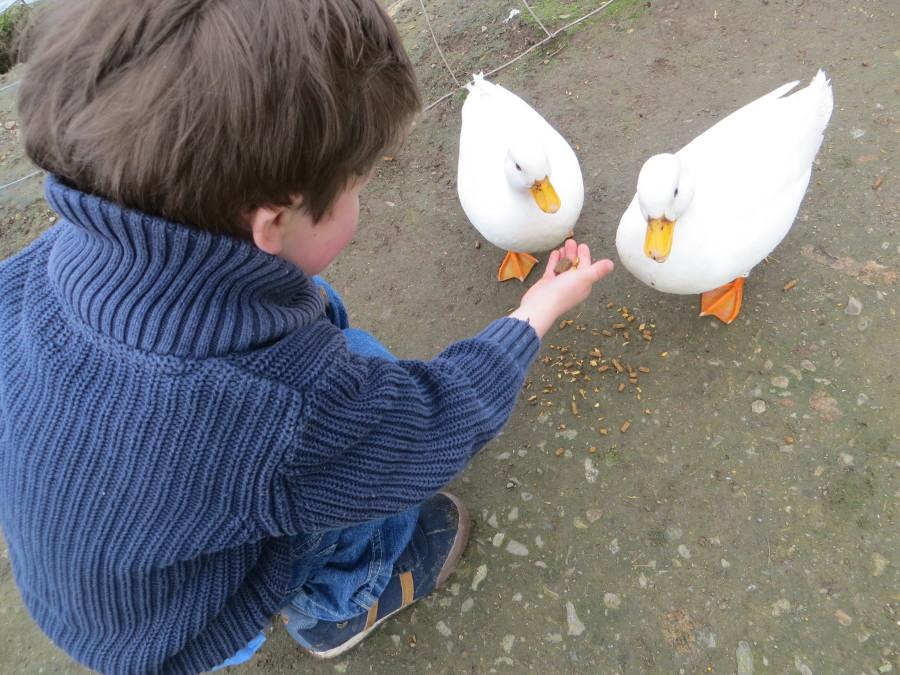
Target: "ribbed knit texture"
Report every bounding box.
[0,176,539,674]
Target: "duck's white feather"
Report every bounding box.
[616,71,833,294]
[458,74,584,252]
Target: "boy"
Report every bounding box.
[0,0,613,672]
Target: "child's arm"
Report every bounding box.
[273,240,612,533]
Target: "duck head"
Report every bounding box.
[504,138,561,214]
[637,153,696,263]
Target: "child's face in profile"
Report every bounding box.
[269,173,372,276]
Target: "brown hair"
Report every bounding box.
[17,0,420,237]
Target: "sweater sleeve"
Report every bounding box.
[273,317,540,533]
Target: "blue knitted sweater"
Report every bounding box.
[0,176,539,674]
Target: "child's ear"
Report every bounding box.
[247,205,287,255]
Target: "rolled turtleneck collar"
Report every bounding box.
[44,175,325,358]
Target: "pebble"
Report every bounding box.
[800,359,816,372]
[334,662,349,673]
[771,598,791,616]
[3,120,16,131]
[545,633,563,643]
[721,558,731,569]
[665,525,683,542]
[850,128,866,139]
[492,532,506,547]
[487,513,499,528]
[471,564,488,591]
[857,393,869,406]
[794,655,813,675]
[845,296,863,315]
[677,544,691,559]
[834,609,853,626]
[696,627,716,649]
[565,601,586,636]
[585,509,603,523]
[535,535,544,548]
[608,538,620,555]
[501,634,516,653]
[573,517,588,529]
[436,621,453,638]
[520,491,534,502]
[506,540,529,556]
[872,552,888,576]
[771,375,790,388]
[603,592,621,609]
[752,400,767,414]
[390,634,401,647]
[584,457,599,483]
[736,640,754,675]
[507,507,519,522]
[450,582,460,596]
[840,452,854,467]
[461,598,474,613]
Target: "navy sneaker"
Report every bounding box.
[282,492,470,659]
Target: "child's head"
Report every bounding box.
[18,0,420,260]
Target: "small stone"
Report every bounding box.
[856,393,869,406]
[545,633,563,643]
[334,662,349,673]
[390,634,402,647]
[450,582,460,596]
[520,491,534,502]
[436,621,453,637]
[505,539,529,556]
[573,517,588,529]
[492,532,506,547]
[751,400,767,414]
[762,359,774,370]
[471,564,488,591]
[535,535,544,548]
[850,128,866,139]
[845,296,863,315]
[834,609,853,626]
[487,513,499,528]
[696,627,716,649]
[584,457,599,483]
[461,597,474,613]
[608,538,620,555]
[512,593,523,602]
[840,452,854,466]
[872,552,888,576]
[507,506,519,522]
[795,655,813,675]
[639,573,648,588]
[677,544,691,559]
[603,592,621,609]
[565,601,586,636]
[501,634,515,653]
[879,664,893,673]
[800,359,816,372]
[721,558,731,569]
[585,509,603,523]
[771,375,790,388]
[665,525,683,542]
[771,598,791,616]
[736,640,754,675]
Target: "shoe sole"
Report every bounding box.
[306,492,471,660]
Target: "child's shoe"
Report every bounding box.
[282,492,470,659]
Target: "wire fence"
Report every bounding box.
[0,0,616,194]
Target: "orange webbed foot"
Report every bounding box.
[498,251,538,282]
[699,277,745,324]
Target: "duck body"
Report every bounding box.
[616,71,834,301]
[458,74,584,262]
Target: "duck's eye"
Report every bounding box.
[515,163,522,171]
[674,188,679,197]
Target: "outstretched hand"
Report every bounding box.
[510,239,614,338]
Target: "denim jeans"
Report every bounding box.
[213,277,420,669]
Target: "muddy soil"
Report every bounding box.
[1,1,897,673]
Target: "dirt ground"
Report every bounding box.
[1,1,898,673]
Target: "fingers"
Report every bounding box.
[544,249,561,279]
[590,259,615,282]
[576,242,591,268]
[564,238,577,260]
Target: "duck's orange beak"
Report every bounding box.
[530,177,561,214]
[644,217,675,263]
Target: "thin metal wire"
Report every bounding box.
[422,0,616,112]
[416,0,460,89]
[0,169,42,192]
[520,0,552,38]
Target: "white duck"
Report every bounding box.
[458,73,584,281]
[616,70,834,323]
